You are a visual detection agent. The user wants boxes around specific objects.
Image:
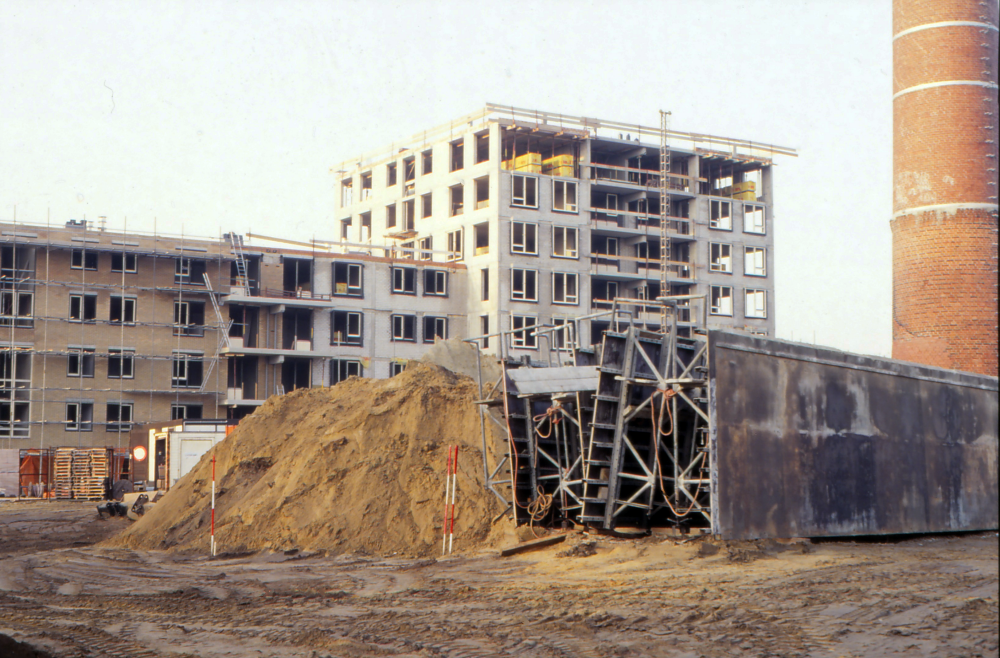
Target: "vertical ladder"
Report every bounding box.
[227,232,251,296]
[659,110,672,329]
[199,274,232,393]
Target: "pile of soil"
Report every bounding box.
[110,363,511,557]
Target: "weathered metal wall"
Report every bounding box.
[708,331,999,539]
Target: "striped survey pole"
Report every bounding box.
[211,454,216,557]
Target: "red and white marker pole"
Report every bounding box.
[211,454,216,557]
[448,446,459,554]
[442,447,453,556]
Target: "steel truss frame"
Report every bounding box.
[579,323,711,530]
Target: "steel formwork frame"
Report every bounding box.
[473,298,713,531]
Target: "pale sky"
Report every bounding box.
[0,0,892,356]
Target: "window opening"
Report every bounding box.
[391,314,417,341]
[69,294,97,322]
[424,269,447,295]
[552,226,578,258]
[710,285,733,316]
[744,246,766,276]
[423,316,448,343]
[331,359,363,384]
[421,149,433,175]
[360,171,372,200]
[392,267,417,294]
[510,268,538,301]
[340,177,353,207]
[106,403,133,432]
[474,222,489,255]
[107,349,135,379]
[71,249,98,270]
[172,352,204,388]
[744,204,766,234]
[65,402,93,432]
[745,289,767,318]
[511,222,538,255]
[418,237,433,261]
[173,300,205,336]
[421,193,433,219]
[511,315,537,348]
[110,253,137,273]
[475,177,490,210]
[451,139,464,172]
[67,348,95,377]
[709,243,732,273]
[447,229,463,261]
[710,200,732,230]
[332,262,363,297]
[450,184,464,216]
[475,133,489,164]
[512,175,538,208]
[553,180,578,213]
[552,272,579,305]
[331,311,363,346]
[109,296,136,324]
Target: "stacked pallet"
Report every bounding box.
[53,448,74,499]
[71,449,108,500]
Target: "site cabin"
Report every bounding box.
[127,419,230,492]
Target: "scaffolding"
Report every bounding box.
[1,215,232,490]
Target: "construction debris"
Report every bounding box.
[108,363,512,557]
[498,532,569,557]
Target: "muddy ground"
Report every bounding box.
[0,500,997,658]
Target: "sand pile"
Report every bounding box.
[110,363,511,557]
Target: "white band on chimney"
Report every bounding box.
[893,202,1000,219]
[893,80,999,100]
[893,20,999,41]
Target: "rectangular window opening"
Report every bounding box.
[709,243,732,273]
[710,285,733,316]
[110,253,137,273]
[510,268,538,301]
[552,272,579,305]
[710,200,733,230]
[391,314,417,341]
[552,226,578,259]
[332,262,363,297]
[553,180,578,213]
[392,267,417,294]
[423,316,448,343]
[512,174,538,208]
[450,139,464,172]
[511,222,538,255]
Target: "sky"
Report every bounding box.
[0,0,893,356]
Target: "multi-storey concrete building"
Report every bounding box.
[1,105,792,451]
[0,221,466,448]
[335,104,791,358]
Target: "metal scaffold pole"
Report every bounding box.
[659,110,672,330]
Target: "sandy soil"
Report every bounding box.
[110,363,511,557]
[0,501,997,658]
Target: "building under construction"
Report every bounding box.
[335,104,796,356]
[0,220,467,460]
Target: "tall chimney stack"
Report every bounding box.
[892,0,999,376]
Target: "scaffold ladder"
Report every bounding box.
[659,110,672,329]
[227,232,251,296]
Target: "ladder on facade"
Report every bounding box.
[659,110,672,329]
[227,232,251,297]
[199,274,232,393]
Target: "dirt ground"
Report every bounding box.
[1,501,997,658]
